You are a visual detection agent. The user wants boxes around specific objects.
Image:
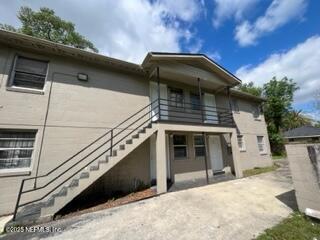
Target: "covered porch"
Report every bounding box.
[151,123,243,194]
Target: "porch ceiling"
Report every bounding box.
[142,52,242,90]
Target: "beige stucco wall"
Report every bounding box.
[233,98,272,170]
[286,143,320,213]
[0,45,149,215]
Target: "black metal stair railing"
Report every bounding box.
[13,99,159,221]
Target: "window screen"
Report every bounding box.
[169,88,184,108]
[190,93,201,111]
[237,135,245,151]
[257,136,265,153]
[194,135,205,157]
[173,135,187,159]
[0,130,36,170]
[11,56,48,90]
[252,105,261,119]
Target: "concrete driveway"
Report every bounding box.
[1,160,295,240]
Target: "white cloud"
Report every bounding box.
[235,0,307,46]
[0,0,204,63]
[236,35,320,105]
[212,0,258,28]
[186,38,203,53]
[206,51,221,62]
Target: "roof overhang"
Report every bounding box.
[142,52,242,89]
[0,29,144,74]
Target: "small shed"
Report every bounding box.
[283,126,320,143]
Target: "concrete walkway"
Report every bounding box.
[1,160,295,240]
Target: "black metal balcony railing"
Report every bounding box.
[155,98,234,126]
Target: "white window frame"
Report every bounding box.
[193,134,206,158]
[0,130,37,174]
[173,134,188,160]
[257,135,266,154]
[237,135,246,152]
[8,55,49,94]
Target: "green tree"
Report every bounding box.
[263,77,299,154]
[237,81,263,97]
[283,110,312,130]
[0,6,98,53]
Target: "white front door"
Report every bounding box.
[203,93,218,124]
[208,135,224,172]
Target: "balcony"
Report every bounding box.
[152,98,235,127]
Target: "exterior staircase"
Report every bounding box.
[10,101,159,226]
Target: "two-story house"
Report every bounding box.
[0,30,272,225]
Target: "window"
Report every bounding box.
[231,99,239,113]
[237,135,246,151]
[173,135,187,159]
[10,56,48,90]
[0,130,37,171]
[194,135,205,157]
[252,105,261,119]
[169,88,184,108]
[257,136,266,153]
[190,93,201,110]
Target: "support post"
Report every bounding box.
[226,86,235,125]
[230,130,243,178]
[156,127,167,194]
[226,86,232,111]
[203,132,209,184]
[198,78,204,123]
[157,67,161,120]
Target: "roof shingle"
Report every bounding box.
[283,126,320,138]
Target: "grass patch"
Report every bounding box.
[272,152,287,160]
[272,155,284,160]
[243,164,279,177]
[256,212,320,240]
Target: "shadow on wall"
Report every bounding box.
[307,145,320,188]
[276,190,299,211]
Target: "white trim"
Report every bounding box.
[0,129,38,173]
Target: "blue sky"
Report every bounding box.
[1,0,319,119]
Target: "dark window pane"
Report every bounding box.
[190,93,201,110]
[194,135,204,145]
[15,57,48,75]
[13,72,45,89]
[169,88,184,107]
[195,146,205,157]
[174,146,187,158]
[173,135,186,145]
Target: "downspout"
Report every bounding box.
[34,72,55,188]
